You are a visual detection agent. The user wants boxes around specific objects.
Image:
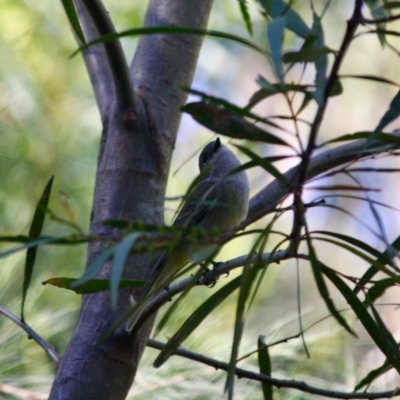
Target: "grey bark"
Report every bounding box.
[50,0,213,399]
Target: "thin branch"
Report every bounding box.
[147,338,400,399]
[77,0,135,114]
[132,249,295,331]
[0,305,59,364]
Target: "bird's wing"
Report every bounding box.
[172,179,221,229]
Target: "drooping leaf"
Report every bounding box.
[264,0,311,39]
[72,246,117,287]
[72,26,267,58]
[267,17,285,81]
[61,0,86,44]
[282,46,334,64]
[354,235,400,294]
[321,131,400,145]
[354,358,392,390]
[306,236,357,336]
[235,145,289,184]
[183,102,291,146]
[372,90,400,139]
[364,0,387,46]
[323,266,400,374]
[153,276,241,367]
[42,277,144,294]
[111,233,141,309]
[238,0,253,36]
[21,176,54,322]
[312,11,327,106]
[363,278,397,304]
[258,335,273,400]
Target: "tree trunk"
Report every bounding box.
[49,1,213,398]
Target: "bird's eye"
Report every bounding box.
[200,155,208,165]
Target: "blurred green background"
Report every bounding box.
[1,1,400,399]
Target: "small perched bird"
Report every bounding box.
[126,137,250,332]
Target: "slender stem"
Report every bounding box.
[147,338,400,399]
[0,305,59,364]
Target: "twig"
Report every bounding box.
[147,338,400,399]
[0,305,59,364]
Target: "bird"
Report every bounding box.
[126,137,250,332]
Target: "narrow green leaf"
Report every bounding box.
[365,279,398,304]
[267,17,285,81]
[364,0,387,46]
[312,11,327,106]
[235,145,288,184]
[258,335,273,400]
[323,266,400,374]
[321,131,400,145]
[306,236,357,336]
[72,26,267,58]
[21,176,54,322]
[183,102,291,146]
[312,231,394,265]
[61,0,86,44]
[226,231,273,397]
[373,89,400,139]
[354,358,392,390]
[42,277,144,294]
[354,234,400,294]
[238,1,253,36]
[266,0,311,39]
[283,46,334,63]
[341,74,400,87]
[72,246,116,287]
[153,276,241,367]
[312,237,397,280]
[111,233,141,309]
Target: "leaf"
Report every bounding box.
[354,358,392,390]
[21,176,54,322]
[354,234,400,294]
[111,233,141,309]
[306,236,357,337]
[312,11,327,106]
[321,131,400,145]
[323,266,400,374]
[372,89,400,139]
[247,79,312,108]
[61,0,86,45]
[235,145,289,184]
[264,0,311,39]
[226,231,273,397]
[72,26,267,58]
[307,185,379,192]
[267,17,285,81]
[340,74,400,87]
[238,1,253,36]
[72,246,116,287]
[258,335,273,400]
[364,0,387,46]
[182,102,291,146]
[153,276,241,367]
[282,46,334,63]
[364,278,398,304]
[42,277,144,294]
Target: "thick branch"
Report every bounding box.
[72,0,114,119]
[243,132,400,228]
[80,0,135,113]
